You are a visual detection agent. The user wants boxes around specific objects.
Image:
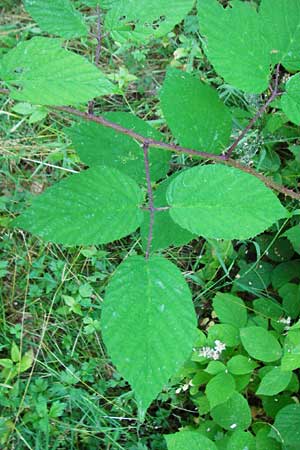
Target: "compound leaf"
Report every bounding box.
[160,68,232,154]
[198,0,270,93]
[24,0,88,38]
[65,112,170,184]
[260,0,300,71]
[0,37,115,105]
[13,166,143,245]
[166,165,286,240]
[101,255,197,419]
[141,173,196,252]
[105,0,194,43]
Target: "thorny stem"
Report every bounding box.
[143,142,155,259]
[224,64,282,159]
[88,4,102,115]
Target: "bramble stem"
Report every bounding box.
[143,142,155,259]
[224,64,281,159]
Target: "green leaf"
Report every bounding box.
[0,37,115,105]
[166,165,286,240]
[281,74,300,125]
[160,68,232,154]
[24,0,88,38]
[198,0,270,93]
[13,166,143,245]
[284,224,300,254]
[141,173,195,252]
[271,404,300,447]
[205,372,236,409]
[11,342,20,363]
[213,293,247,328]
[19,350,34,373]
[211,392,252,431]
[256,366,292,396]
[0,359,13,369]
[227,430,256,450]
[256,426,281,450]
[279,283,300,318]
[65,113,170,184]
[101,255,197,419]
[165,431,217,450]
[282,329,300,371]
[207,324,240,348]
[105,0,194,43]
[260,0,300,71]
[271,260,300,289]
[253,297,283,320]
[240,326,282,362]
[227,355,258,375]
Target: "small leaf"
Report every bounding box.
[165,431,217,450]
[240,326,282,362]
[227,430,256,450]
[166,165,286,240]
[19,350,34,373]
[205,372,236,409]
[281,329,300,371]
[13,166,143,245]
[24,0,88,38]
[213,293,247,328]
[101,255,197,419]
[211,392,252,431]
[279,283,300,318]
[0,37,115,105]
[257,366,292,395]
[105,0,194,43]
[160,68,232,154]
[281,74,300,125]
[0,359,13,369]
[227,355,258,375]
[11,342,20,363]
[198,0,270,93]
[65,113,170,184]
[207,324,240,348]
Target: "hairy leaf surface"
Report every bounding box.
[105,0,194,42]
[101,255,197,419]
[198,0,270,93]
[166,165,286,240]
[160,68,232,154]
[65,112,170,184]
[24,0,88,38]
[13,166,143,245]
[0,37,115,105]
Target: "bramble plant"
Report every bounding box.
[2,0,300,448]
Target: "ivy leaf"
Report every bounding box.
[13,166,143,245]
[0,37,115,105]
[256,366,292,396]
[101,255,197,419]
[281,74,300,125]
[24,0,88,38]
[160,68,232,154]
[260,0,300,71]
[213,293,247,328]
[165,431,218,450]
[140,174,196,252]
[240,327,282,362]
[166,165,286,240]
[198,0,270,93]
[105,0,194,43]
[65,113,170,184]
